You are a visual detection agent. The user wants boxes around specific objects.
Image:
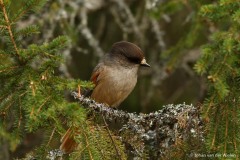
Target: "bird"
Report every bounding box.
[60,41,150,153]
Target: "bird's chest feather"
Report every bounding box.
[106,66,138,92]
[91,65,138,107]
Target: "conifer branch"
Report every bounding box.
[0,24,6,28]
[37,96,51,113]
[0,0,21,61]
[81,129,94,160]
[233,110,238,157]
[0,65,19,73]
[211,111,220,149]
[95,125,108,159]
[224,108,228,154]
[47,127,56,146]
[101,113,123,160]
[12,0,41,22]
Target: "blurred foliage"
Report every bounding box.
[195,0,240,157]
[13,0,211,113]
[0,0,125,159]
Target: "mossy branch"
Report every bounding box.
[71,92,205,159]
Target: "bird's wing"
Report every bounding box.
[84,63,104,97]
[90,63,104,85]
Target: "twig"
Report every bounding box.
[18,91,27,129]
[80,125,94,160]
[0,0,21,61]
[101,113,123,160]
[151,19,166,51]
[224,105,228,154]
[78,7,104,57]
[111,0,141,38]
[47,127,56,146]
[211,105,221,150]
[0,65,19,73]
[232,104,238,158]
[95,124,107,159]
[37,96,51,113]
[0,25,7,28]
[12,0,40,22]
[78,85,81,97]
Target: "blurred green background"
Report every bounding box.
[14,0,210,113]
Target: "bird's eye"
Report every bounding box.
[127,56,141,64]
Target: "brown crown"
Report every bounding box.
[110,41,145,64]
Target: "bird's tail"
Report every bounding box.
[60,128,78,154]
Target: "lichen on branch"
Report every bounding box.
[71,91,205,159]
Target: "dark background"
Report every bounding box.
[14,0,209,113]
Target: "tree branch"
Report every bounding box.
[71,91,205,158]
[0,0,21,61]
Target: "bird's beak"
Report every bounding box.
[140,58,150,67]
